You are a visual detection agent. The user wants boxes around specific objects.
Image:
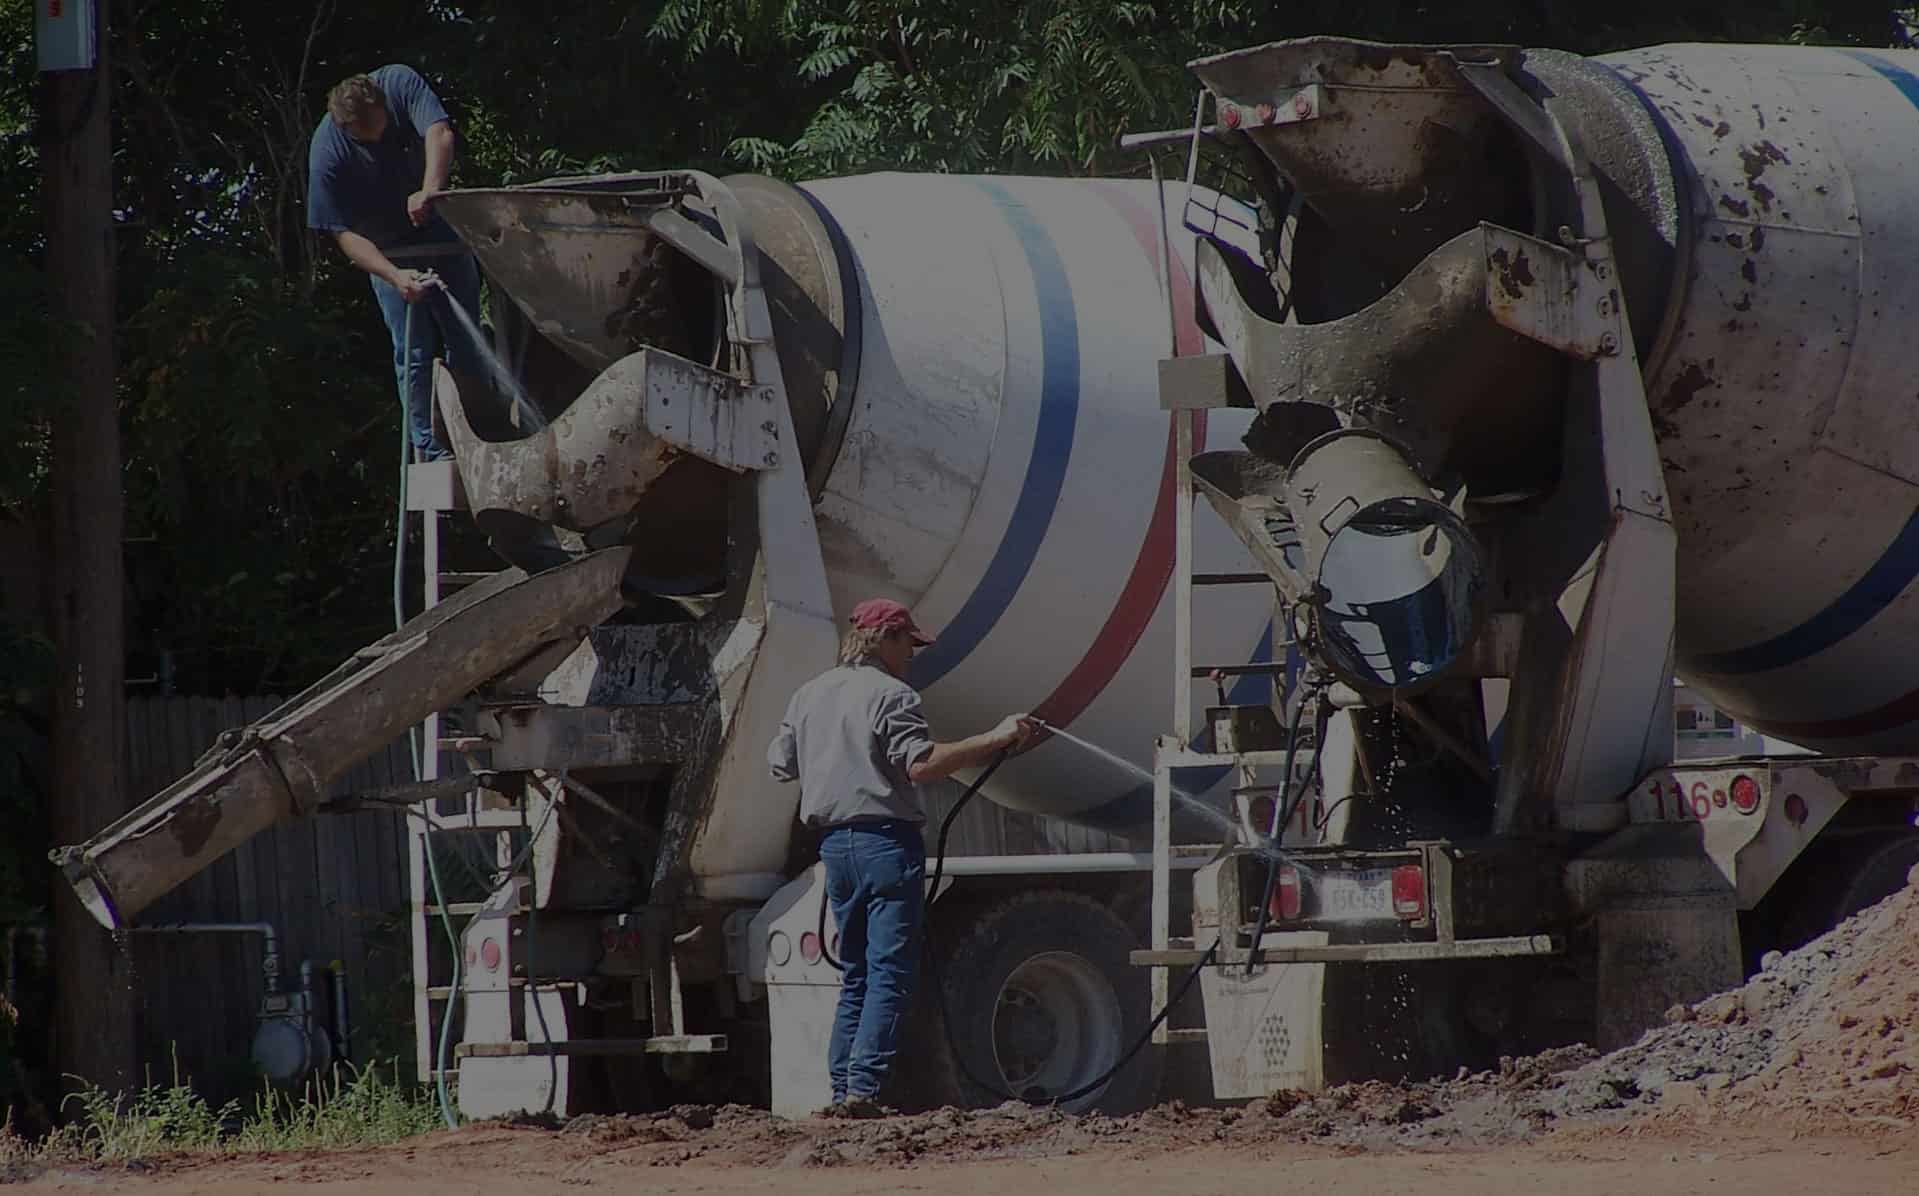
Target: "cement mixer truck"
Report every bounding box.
[51,34,1919,1116]
[1128,36,1919,1096]
[58,168,1279,1117]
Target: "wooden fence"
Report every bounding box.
[123,696,417,1099]
[114,697,1134,1101]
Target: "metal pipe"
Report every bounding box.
[1117,125,1224,152]
[128,921,280,993]
[329,959,351,1064]
[300,959,316,1007]
[319,774,487,814]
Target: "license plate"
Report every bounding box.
[1312,868,1395,922]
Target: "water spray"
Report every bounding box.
[1027,716,1300,865]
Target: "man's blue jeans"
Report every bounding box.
[820,820,925,1102]
[369,251,482,460]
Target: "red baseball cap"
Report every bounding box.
[849,597,935,646]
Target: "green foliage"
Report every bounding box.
[651,0,1248,176]
[53,1068,229,1163]
[647,1,1900,178]
[32,1060,435,1165]
[225,1063,441,1152]
[120,247,400,692]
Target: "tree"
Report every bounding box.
[42,0,135,1095]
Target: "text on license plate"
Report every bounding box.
[1313,868,1394,921]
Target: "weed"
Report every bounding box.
[10,1058,436,1169]
[54,1060,232,1164]
[229,1063,441,1152]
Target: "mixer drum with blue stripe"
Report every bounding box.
[1590,45,1919,753]
[1190,40,1919,760]
[439,171,1280,839]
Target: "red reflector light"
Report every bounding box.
[1784,792,1809,827]
[480,937,502,973]
[1391,865,1427,919]
[799,932,822,963]
[1730,773,1761,815]
[1270,865,1302,920]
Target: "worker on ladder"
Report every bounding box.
[768,598,1036,1118]
[306,65,482,462]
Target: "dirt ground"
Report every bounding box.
[17,863,1919,1193]
[12,1116,1916,1196]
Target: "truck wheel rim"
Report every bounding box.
[990,951,1123,1102]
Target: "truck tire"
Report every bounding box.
[920,891,1162,1116]
[1831,832,1919,925]
[1758,831,1919,966]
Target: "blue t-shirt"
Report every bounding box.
[306,64,457,252]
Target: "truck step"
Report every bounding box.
[1190,572,1274,586]
[413,807,534,832]
[1132,933,1563,967]
[1189,663,1290,679]
[422,902,526,917]
[455,1034,727,1059]
[425,978,580,1000]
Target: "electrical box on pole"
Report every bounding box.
[36,0,96,72]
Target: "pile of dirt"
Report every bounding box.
[517,865,1919,1165]
[27,867,1919,1184]
[1262,863,1919,1146]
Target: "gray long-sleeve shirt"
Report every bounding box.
[767,663,936,827]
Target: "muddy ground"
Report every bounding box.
[14,868,1919,1193]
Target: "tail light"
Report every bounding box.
[1730,773,1761,815]
[1269,865,1302,920]
[1391,864,1427,919]
[799,931,822,964]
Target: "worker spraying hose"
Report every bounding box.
[771,600,1308,1117]
[307,64,482,463]
[767,598,1037,1119]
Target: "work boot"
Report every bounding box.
[837,1093,887,1119]
[813,1098,847,1119]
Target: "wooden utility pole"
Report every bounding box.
[43,1,135,1095]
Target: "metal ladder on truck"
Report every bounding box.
[1099,144,1305,1044]
[1143,372,1308,1045]
[398,460,548,1093]
[1132,101,1566,1068]
[390,169,842,1113]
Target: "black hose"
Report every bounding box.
[922,751,1220,1107]
[809,749,1222,1108]
[815,751,1016,974]
[817,862,843,973]
[1243,684,1320,975]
